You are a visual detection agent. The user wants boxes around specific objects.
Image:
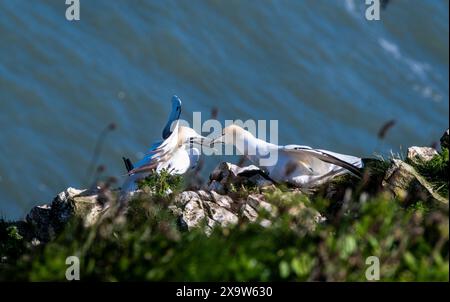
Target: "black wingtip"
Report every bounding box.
[319,153,364,178]
[122,157,134,173]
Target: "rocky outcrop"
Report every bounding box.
[381,129,448,207]
[10,129,449,244]
[25,187,107,242]
[19,175,322,240]
[382,159,447,206]
[169,187,324,235]
[171,190,282,235]
[407,146,438,164]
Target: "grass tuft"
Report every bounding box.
[408,148,449,198]
[137,169,184,198]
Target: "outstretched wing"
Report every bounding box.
[129,120,180,175]
[281,145,363,178]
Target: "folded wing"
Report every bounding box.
[282,145,363,178]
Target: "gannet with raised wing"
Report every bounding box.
[120,95,209,200]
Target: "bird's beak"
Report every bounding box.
[189,137,213,147]
[210,135,225,148]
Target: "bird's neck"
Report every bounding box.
[236,133,276,164]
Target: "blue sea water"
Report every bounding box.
[0,0,448,219]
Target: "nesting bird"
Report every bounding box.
[120,96,364,198]
[119,95,209,200]
[211,125,363,188]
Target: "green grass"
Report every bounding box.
[137,169,184,198]
[1,186,448,281]
[407,148,449,198]
[0,152,448,281]
[0,222,26,264]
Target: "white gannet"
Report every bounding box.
[127,120,207,175]
[119,96,209,200]
[211,125,363,188]
[122,95,182,173]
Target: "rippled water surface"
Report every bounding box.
[0,0,448,218]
